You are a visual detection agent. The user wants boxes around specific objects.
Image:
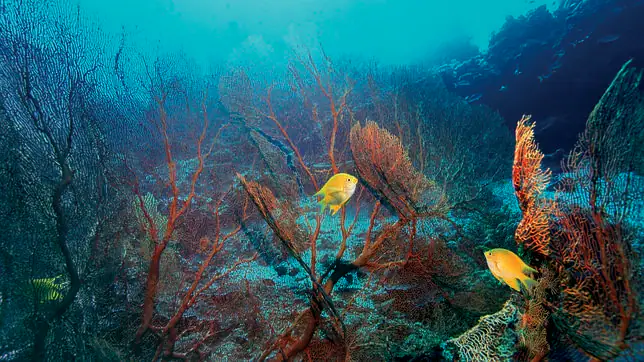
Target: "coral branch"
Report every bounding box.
[261,86,318,190]
[515,61,643,361]
[133,78,235,359]
[297,50,353,173]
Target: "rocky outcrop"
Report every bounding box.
[438,0,644,171]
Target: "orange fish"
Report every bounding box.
[484,248,538,292]
[314,173,358,215]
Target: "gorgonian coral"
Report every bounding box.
[517,268,554,361]
[548,60,642,361]
[512,115,554,256]
[350,120,444,219]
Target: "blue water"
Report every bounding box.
[75,0,554,66]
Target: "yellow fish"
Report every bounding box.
[484,248,538,292]
[314,173,358,215]
[30,276,65,303]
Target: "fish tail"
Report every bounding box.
[522,264,538,275]
[330,204,341,215]
[313,187,325,198]
[522,276,538,291]
[318,198,327,213]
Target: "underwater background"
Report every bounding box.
[0,0,643,361]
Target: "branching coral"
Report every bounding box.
[240,98,437,361]
[131,79,215,347]
[238,175,409,361]
[121,58,261,360]
[377,237,493,343]
[512,115,554,256]
[367,73,512,209]
[230,51,365,362]
[244,83,498,360]
[0,1,107,357]
[551,210,637,360]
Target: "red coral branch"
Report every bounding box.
[261,85,318,190]
[134,87,213,344]
[296,50,353,173]
[131,81,250,361]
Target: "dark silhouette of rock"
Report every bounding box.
[438,0,644,172]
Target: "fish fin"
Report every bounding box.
[325,186,343,193]
[327,191,347,203]
[522,276,538,291]
[506,277,521,292]
[317,198,327,213]
[517,278,530,296]
[493,274,504,284]
[330,204,342,215]
[522,264,538,275]
[314,188,325,197]
[515,277,538,296]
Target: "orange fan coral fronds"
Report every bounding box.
[518,268,555,361]
[350,120,441,220]
[512,115,553,256]
[552,203,636,360]
[512,115,551,211]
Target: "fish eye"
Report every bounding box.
[347,178,351,181]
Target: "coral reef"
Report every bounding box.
[432,60,643,362]
[0,1,642,361]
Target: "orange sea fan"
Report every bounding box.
[512,115,553,256]
[512,115,551,211]
[349,120,439,219]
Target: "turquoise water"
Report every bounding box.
[76,0,554,66]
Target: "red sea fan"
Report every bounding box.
[350,120,444,220]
